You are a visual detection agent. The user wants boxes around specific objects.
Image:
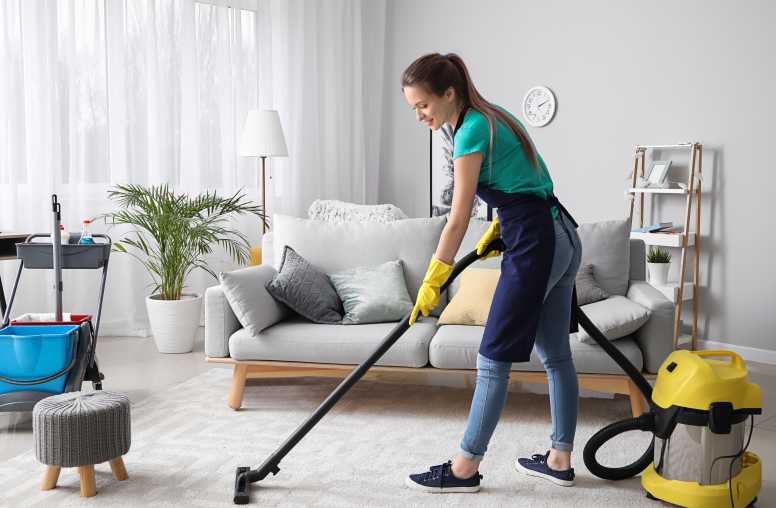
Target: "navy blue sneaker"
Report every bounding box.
[515,451,575,486]
[405,460,483,493]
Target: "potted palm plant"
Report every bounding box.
[646,247,672,286]
[99,183,266,353]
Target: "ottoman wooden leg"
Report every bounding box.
[109,456,129,481]
[79,465,96,498]
[40,466,61,491]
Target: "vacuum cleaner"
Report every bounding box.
[232,238,762,508]
[579,310,762,507]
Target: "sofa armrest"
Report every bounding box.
[205,285,242,357]
[626,280,675,374]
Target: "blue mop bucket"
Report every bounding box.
[0,325,79,395]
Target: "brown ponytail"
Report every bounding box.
[401,52,540,172]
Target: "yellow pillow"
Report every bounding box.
[437,268,500,326]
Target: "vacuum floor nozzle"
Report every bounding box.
[234,467,251,505]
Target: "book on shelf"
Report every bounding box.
[632,222,673,233]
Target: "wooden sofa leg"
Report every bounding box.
[628,379,648,417]
[229,364,249,410]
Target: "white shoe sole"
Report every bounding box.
[515,459,574,487]
[404,476,481,493]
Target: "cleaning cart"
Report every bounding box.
[0,196,108,412]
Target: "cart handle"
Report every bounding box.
[24,233,112,244]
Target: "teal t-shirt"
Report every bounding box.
[453,107,557,218]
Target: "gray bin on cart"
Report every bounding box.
[16,234,110,269]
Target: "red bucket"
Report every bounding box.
[10,314,92,326]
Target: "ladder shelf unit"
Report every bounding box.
[627,143,702,351]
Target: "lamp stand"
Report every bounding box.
[261,156,267,234]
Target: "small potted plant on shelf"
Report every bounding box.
[98,183,266,353]
[646,247,672,286]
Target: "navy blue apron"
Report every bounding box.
[453,108,579,363]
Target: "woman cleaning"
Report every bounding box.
[402,53,583,493]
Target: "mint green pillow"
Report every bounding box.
[327,260,414,325]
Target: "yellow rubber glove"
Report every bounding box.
[476,215,502,260]
[409,256,454,326]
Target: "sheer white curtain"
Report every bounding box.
[0,0,384,336]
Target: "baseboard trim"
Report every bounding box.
[689,339,776,365]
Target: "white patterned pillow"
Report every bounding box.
[307,199,408,222]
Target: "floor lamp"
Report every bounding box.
[239,110,288,234]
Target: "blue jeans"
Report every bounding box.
[458,214,582,460]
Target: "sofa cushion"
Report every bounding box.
[438,268,500,326]
[428,324,643,375]
[229,314,439,368]
[577,218,631,297]
[575,263,610,306]
[271,214,450,317]
[219,264,293,336]
[327,259,414,325]
[448,218,503,302]
[576,295,651,344]
[265,246,344,324]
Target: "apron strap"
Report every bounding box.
[547,194,578,248]
[453,106,469,137]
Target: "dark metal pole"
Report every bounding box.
[239,239,507,491]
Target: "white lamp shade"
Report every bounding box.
[239,110,288,157]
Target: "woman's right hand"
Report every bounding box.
[476,215,501,260]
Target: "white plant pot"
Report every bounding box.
[146,292,202,353]
[647,262,671,286]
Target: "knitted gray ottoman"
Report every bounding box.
[33,391,131,498]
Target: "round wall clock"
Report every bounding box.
[522,86,556,127]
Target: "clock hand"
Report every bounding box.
[538,100,550,108]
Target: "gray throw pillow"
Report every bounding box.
[219,265,293,336]
[327,260,414,325]
[577,218,631,296]
[575,263,610,306]
[265,246,344,324]
[576,295,651,343]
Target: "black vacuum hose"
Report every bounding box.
[584,412,656,480]
[577,307,658,480]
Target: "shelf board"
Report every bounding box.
[636,144,698,149]
[630,231,695,248]
[677,334,693,346]
[649,281,694,303]
[628,188,689,194]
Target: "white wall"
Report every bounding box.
[379,0,776,352]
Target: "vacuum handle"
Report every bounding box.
[243,237,508,485]
[439,238,506,294]
[691,350,746,371]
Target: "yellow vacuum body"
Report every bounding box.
[642,350,762,508]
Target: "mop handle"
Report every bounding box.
[52,195,63,322]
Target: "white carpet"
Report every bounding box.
[0,369,667,507]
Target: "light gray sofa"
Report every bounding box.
[205,214,675,414]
